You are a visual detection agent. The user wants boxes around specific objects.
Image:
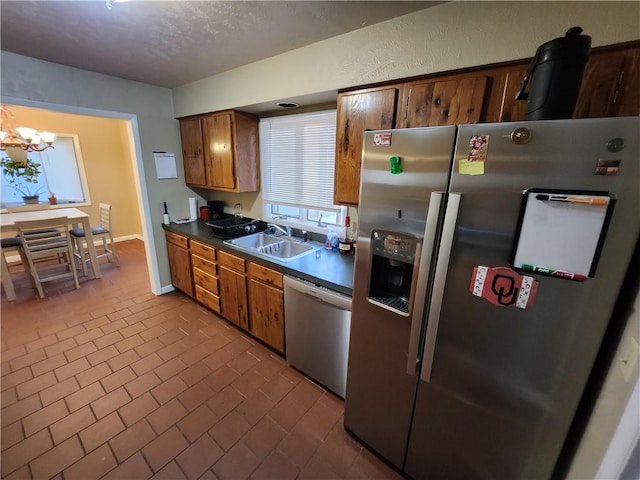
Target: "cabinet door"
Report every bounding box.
[219,265,248,330]
[203,112,236,190]
[400,76,487,128]
[574,47,640,118]
[166,241,193,297]
[335,87,399,206]
[232,111,260,192]
[179,118,207,186]
[497,67,529,122]
[249,278,285,353]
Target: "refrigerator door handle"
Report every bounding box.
[406,191,443,376]
[420,193,461,382]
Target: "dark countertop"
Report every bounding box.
[162,220,354,296]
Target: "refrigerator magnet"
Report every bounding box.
[373,132,392,146]
[459,158,485,175]
[469,266,539,309]
[389,156,402,174]
[468,135,489,161]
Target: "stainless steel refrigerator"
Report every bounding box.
[344,117,639,479]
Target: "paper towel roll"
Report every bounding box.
[189,197,198,221]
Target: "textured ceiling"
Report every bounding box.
[0,1,441,89]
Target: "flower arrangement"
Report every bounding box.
[1,156,45,199]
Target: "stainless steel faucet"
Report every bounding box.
[267,223,291,237]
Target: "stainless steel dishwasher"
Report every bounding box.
[284,275,352,398]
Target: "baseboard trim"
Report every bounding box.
[158,284,175,295]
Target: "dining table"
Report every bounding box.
[1,207,102,301]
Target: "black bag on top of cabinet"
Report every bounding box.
[516,27,591,120]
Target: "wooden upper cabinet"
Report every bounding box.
[399,76,487,128]
[574,46,640,118]
[179,110,259,192]
[334,86,399,206]
[495,67,529,123]
[497,44,640,122]
[203,112,235,190]
[179,118,206,186]
[332,42,638,206]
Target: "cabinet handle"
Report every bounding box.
[343,119,350,150]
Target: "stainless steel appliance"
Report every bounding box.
[344,117,639,479]
[284,275,352,398]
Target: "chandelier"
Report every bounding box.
[0,105,55,153]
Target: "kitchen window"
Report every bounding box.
[260,110,346,233]
[1,134,90,207]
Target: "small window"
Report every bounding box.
[1,134,90,207]
[260,110,346,233]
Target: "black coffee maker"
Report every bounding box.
[207,201,225,221]
[516,27,591,120]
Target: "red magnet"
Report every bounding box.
[469,266,538,309]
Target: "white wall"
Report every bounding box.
[173,1,640,117]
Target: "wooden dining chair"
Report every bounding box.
[1,236,25,301]
[5,204,63,265]
[15,216,80,298]
[71,203,119,276]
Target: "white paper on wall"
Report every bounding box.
[154,152,178,179]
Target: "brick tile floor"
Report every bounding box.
[1,240,401,479]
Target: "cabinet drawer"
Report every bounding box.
[191,254,217,274]
[191,240,216,261]
[166,231,189,249]
[248,263,283,289]
[218,251,246,273]
[193,267,219,294]
[195,285,221,313]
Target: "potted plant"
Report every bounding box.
[1,155,45,204]
[48,192,57,205]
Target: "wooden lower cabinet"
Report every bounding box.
[166,232,287,353]
[165,231,193,297]
[191,240,220,313]
[218,251,249,330]
[248,263,285,353]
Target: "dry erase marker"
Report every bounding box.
[520,264,587,282]
[535,194,607,206]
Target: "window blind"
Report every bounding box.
[260,110,337,211]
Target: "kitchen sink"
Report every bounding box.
[225,233,317,262]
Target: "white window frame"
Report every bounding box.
[260,110,346,234]
[1,133,91,210]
